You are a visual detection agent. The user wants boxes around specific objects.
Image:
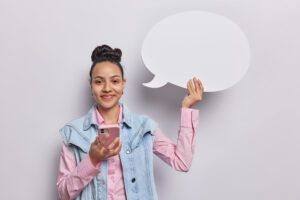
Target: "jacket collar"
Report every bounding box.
[83,102,132,131]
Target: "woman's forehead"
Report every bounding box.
[93,62,122,77]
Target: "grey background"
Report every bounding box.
[0,0,299,199]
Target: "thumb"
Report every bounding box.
[93,136,99,145]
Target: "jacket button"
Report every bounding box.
[131,178,136,183]
[126,149,131,154]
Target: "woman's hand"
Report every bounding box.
[89,134,122,167]
[181,77,204,108]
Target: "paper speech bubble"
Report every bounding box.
[141,11,251,92]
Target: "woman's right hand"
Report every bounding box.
[89,134,122,167]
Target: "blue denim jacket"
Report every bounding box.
[59,102,158,200]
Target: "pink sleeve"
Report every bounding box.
[153,108,199,172]
[56,142,102,200]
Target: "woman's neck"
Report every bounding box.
[97,103,120,124]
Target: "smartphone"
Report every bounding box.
[98,124,120,149]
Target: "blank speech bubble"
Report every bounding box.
[141,11,251,92]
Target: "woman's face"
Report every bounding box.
[90,61,126,110]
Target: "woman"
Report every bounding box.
[56,44,204,200]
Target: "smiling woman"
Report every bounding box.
[56,44,204,200]
[90,61,126,118]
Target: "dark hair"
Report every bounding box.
[89,44,124,82]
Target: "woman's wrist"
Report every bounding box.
[89,151,100,167]
[181,102,192,109]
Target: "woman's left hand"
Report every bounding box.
[181,77,204,108]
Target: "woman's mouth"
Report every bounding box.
[101,95,114,100]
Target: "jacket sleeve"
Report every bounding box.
[153,108,199,172]
[56,142,102,200]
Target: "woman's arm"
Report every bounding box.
[56,142,102,200]
[153,108,199,172]
[57,131,121,199]
[153,77,203,172]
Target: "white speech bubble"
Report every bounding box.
[141,11,251,92]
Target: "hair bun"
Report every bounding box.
[91,45,122,63]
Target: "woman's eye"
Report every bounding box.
[113,80,119,83]
[95,81,102,84]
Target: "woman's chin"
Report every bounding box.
[97,100,118,110]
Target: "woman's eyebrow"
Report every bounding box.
[110,75,121,78]
[94,75,120,79]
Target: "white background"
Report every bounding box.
[0,0,299,199]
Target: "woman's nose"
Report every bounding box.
[103,82,112,91]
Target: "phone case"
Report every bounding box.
[98,124,120,149]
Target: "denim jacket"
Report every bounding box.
[59,102,158,200]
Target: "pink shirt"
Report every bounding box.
[57,104,199,200]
